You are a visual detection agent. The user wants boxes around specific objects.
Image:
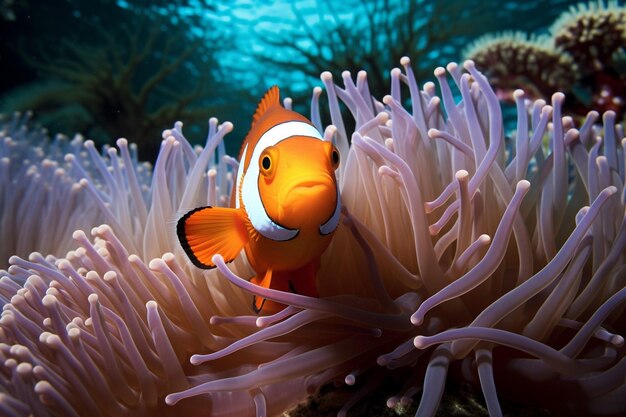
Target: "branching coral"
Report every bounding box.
[252,0,577,103]
[0,0,15,21]
[8,16,227,161]
[1,57,625,417]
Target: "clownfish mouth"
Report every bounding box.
[293,182,327,194]
[294,180,325,188]
[276,178,338,230]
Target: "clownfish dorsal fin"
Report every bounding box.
[252,86,281,124]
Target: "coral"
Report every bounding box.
[1,58,625,417]
[0,0,15,21]
[462,33,577,102]
[9,16,226,162]
[551,0,626,116]
[252,0,577,106]
[551,0,626,69]
[466,0,626,119]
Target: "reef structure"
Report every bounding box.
[465,0,626,119]
[0,58,625,417]
[462,32,578,103]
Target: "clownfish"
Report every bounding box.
[177,86,341,314]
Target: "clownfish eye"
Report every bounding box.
[262,156,271,170]
[259,146,278,177]
[331,147,340,169]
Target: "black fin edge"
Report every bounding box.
[177,206,217,270]
[252,295,267,314]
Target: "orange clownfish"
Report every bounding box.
[177,86,341,314]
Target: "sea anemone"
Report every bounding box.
[0,111,153,270]
[1,58,625,417]
[463,32,577,102]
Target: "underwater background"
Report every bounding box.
[0,0,602,161]
[1,1,626,417]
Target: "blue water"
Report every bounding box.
[0,0,591,160]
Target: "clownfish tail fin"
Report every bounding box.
[252,86,281,124]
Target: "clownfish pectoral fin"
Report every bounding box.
[251,268,273,313]
[252,295,266,314]
[177,206,249,269]
[250,268,314,314]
